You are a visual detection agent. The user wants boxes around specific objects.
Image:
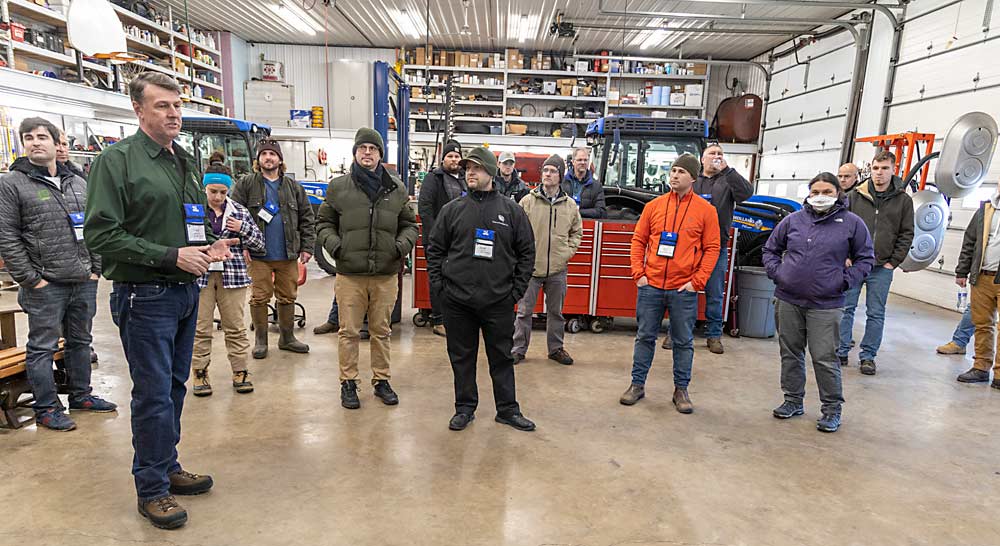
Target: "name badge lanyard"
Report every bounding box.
[657,192,692,260]
[49,178,87,242]
[174,154,208,244]
[473,194,496,260]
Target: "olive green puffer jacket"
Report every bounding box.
[316,165,418,276]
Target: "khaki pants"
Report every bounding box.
[337,274,397,383]
[249,259,298,306]
[192,273,250,373]
[971,275,1000,373]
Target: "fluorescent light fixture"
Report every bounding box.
[393,8,426,39]
[507,14,540,43]
[268,2,322,36]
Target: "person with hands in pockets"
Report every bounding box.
[620,153,720,414]
[191,163,265,397]
[763,172,874,434]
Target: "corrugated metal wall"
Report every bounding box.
[244,44,396,111]
[882,0,1000,309]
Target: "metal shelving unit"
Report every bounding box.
[401,52,709,138]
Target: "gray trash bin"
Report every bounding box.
[737,267,776,338]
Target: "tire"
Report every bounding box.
[413,312,429,327]
[566,318,582,333]
[315,241,337,276]
[590,318,606,334]
[297,319,306,328]
[730,328,740,337]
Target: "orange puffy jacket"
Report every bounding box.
[630,191,721,291]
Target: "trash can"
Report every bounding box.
[737,267,776,338]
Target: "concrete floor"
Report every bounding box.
[2,265,999,546]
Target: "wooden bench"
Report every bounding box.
[0,344,65,429]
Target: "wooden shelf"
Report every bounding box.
[191,77,223,91]
[609,72,707,81]
[611,103,703,110]
[506,116,595,124]
[404,64,503,74]
[506,93,605,102]
[11,41,111,74]
[7,0,65,25]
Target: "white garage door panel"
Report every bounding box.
[762,117,846,150]
[765,85,850,126]
[759,149,842,182]
[770,50,856,97]
[898,0,1000,62]
[886,87,1000,134]
[893,45,1000,102]
[771,32,854,73]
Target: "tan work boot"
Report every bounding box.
[313,321,339,335]
[619,383,645,406]
[192,369,212,397]
[432,324,447,337]
[250,304,269,359]
[232,370,254,393]
[707,337,724,354]
[277,303,309,353]
[672,387,693,414]
[936,341,966,355]
[137,495,187,529]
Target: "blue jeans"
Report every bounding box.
[17,280,97,413]
[952,306,974,348]
[631,285,698,388]
[110,282,199,503]
[327,299,339,324]
[704,247,728,338]
[838,266,894,361]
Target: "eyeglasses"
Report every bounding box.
[541,167,560,174]
[357,144,380,153]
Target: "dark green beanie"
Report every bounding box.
[673,153,701,179]
[460,146,498,178]
[353,127,384,157]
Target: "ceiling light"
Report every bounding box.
[268,2,320,36]
[394,8,426,39]
[508,14,539,43]
[283,1,324,32]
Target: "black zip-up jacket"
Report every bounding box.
[0,157,100,287]
[847,176,915,267]
[426,189,535,309]
[494,169,529,203]
[418,166,465,246]
[692,166,753,242]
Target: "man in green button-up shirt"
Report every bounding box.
[84,72,236,530]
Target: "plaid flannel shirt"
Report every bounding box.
[197,199,265,289]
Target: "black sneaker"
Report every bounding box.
[548,348,574,365]
[495,412,536,431]
[957,368,990,383]
[341,380,360,409]
[838,355,848,367]
[373,380,399,405]
[859,359,877,375]
[449,412,475,431]
[817,412,841,433]
[772,401,805,419]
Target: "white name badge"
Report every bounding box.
[208,261,224,272]
[258,208,274,223]
[186,223,207,244]
[73,226,85,242]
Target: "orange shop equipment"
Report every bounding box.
[855,131,935,190]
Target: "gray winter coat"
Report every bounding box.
[0,157,100,287]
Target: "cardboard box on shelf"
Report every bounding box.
[493,53,501,67]
[684,84,703,107]
[507,123,528,135]
[426,45,434,65]
[607,89,620,105]
[543,81,557,94]
[415,47,425,65]
[687,62,708,75]
[575,60,589,72]
[669,93,686,106]
[460,53,469,67]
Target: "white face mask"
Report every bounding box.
[807,194,837,212]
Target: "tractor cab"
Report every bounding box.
[586,116,707,219]
[178,116,272,180]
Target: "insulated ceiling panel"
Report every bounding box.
[159,0,858,60]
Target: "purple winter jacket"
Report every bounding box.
[762,200,875,309]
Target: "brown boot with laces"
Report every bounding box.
[137,495,187,529]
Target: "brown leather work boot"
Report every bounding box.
[707,338,724,354]
[192,369,212,397]
[672,387,694,414]
[168,469,214,496]
[137,495,187,529]
[620,383,645,406]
